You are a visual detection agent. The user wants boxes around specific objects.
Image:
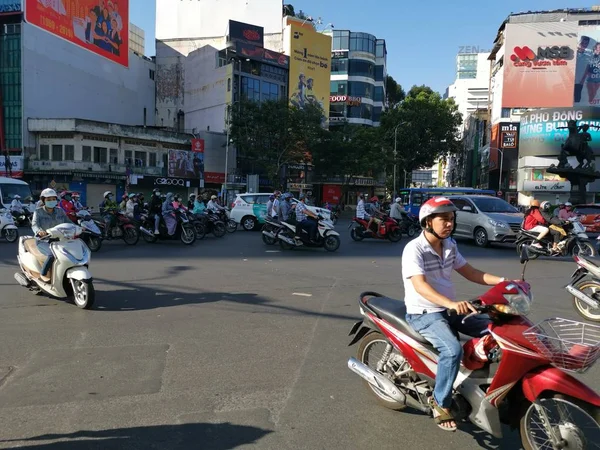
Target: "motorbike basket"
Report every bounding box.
[523,318,600,373]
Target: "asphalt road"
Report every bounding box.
[0,221,597,449]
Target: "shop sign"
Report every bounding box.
[523,180,571,192]
[329,95,361,106]
[288,183,312,189]
[154,177,186,187]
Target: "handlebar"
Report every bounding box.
[446,299,486,323]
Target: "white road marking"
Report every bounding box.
[292,293,312,297]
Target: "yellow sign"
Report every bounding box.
[287,22,331,126]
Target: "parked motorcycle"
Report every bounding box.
[261,217,284,245]
[0,208,18,243]
[69,210,102,252]
[278,216,341,252]
[94,212,139,245]
[566,254,600,323]
[14,223,94,309]
[347,250,600,448]
[139,210,196,245]
[516,217,596,258]
[349,215,402,243]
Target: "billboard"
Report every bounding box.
[519,107,600,157]
[503,22,577,108]
[25,0,129,67]
[574,25,600,106]
[287,22,332,125]
[228,20,263,47]
[236,42,289,69]
[0,154,23,178]
[168,150,204,179]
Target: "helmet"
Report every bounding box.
[419,197,458,227]
[540,201,551,211]
[72,192,80,198]
[530,199,540,208]
[274,190,281,197]
[370,196,379,203]
[128,193,137,199]
[153,188,160,195]
[299,193,306,200]
[565,202,573,207]
[395,197,401,203]
[13,194,20,199]
[40,188,57,199]
[103,191,112,199]
[211,195,217,200]
[189,193,196,199]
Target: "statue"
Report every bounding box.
[554,120,600,171]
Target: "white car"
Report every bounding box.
[230,193,332,231]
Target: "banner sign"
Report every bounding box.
[523,180,571,192]
[228,20,263,47]
[574,25,600,106]
[0,154,24,178]
[329,95,361,106]
[236,42,289,69]
[25,0,129,67]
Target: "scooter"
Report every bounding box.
[139,210,196,245]
[566,254,600,323]
[348,249,600,448]
[72,210,102,252]
[516,217,596,258]
[14,223,94,309]
[0,208,18,243]
[278,216,341,252]
[261,217,284,245]
[350,215,402,242]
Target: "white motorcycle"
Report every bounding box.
[14,223,95,309]
[74,210,103,252]
[0,208,18,243]
[277,216,341,252]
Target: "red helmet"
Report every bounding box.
[419,197,458,226]
[370,196,379,203]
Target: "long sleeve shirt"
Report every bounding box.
[390,202,403,220]
[31,207,70,235]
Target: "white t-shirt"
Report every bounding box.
[402,233,467,314]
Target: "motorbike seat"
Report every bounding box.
[365,296,431,346]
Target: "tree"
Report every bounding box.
[228,100,323,188]
[385,75,405,108]
[283,4,295,16]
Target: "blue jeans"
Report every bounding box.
[406,311,491,408]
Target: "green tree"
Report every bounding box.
[283,4,295,16]
[228,100,323,188]
[385,75,405,108]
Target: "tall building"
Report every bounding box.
[326,30,387,126]
[129,22,145,55]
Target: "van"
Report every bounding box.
[0,177,35,213]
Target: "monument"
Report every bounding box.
[547,119,600,204]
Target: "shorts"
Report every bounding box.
[530,225,548,233]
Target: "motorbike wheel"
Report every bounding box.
[194,223,206,240]
[357,332,408,411]
[572,241,597,258]
[180,224,196,245]
[572,280,600,322]
[262,227,277,245]
[212,222,226,238]
[519,394,600,450]
[142,231,158,243]
[4,228,18,243]
[279,233,295,250]
[323,234,341,252]
[350,227,364,242]
[70,279,95,309]
[122,227,139,245]
[87,236,102,252]
[407,225,419,238]
[226,219,238,233]
[388,228,402,243]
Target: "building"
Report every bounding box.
[129,22,145,55]
[487,7,600,205]
[326,30,387,126]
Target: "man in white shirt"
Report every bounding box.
[402,196,505,432]
[206,195,224,213]
[356,194,368,220]
[390,197,404,220]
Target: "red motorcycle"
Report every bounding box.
[349,216,402,242]
[348,251,600,448]
[93,212,139,245]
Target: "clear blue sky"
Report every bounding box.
[130,0,590,94]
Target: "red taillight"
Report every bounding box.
[231,203,235,208]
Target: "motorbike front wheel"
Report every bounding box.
[323,235,341,252]
[350,226,364,242]
[572,241,597,258]
[180,224,196,245]
[572,280,600,322]
[212,222,226,238]
[122,227,139,245]
[87,235,102,252]
[4,228,18,243]
[407,225,419,238]
[226,219,238,233]
[70,278,95,309]
[520,395,600,450]
[194,222,206,240]
[388,228,402,243]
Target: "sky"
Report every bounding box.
[130,0,589,94]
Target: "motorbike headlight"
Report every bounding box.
[494,287,532,316]
[488,219,509,229]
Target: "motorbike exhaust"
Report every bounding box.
[262,230,277,239]
[279,234,298,246]
[566,284,600,309]
[139,226,155,237]
[14,272,30,288]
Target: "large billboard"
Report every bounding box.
[574,25,600,107]
[228,20,264,47]
[168,150,204,179]
[287,22,331,125]
[519,107,600,157]
[503,22,577,108]
[489,122,520,171]
[25,0,129,67]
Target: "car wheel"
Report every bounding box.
[474,227,489,247]
[241,216,257,231]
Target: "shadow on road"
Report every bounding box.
[0,421,272,449]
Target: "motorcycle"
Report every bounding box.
[0,208,18,243]
[261,217,285,245]
[69,210,102,252]
[199,211,227,238]
[139,209,196,245]
[278,216,341,252]
[11,208,31,227]
[566,254,600,323]
[398,211,420,238]
[347,249,600,448]
[216,208,237,233]
[349,215,402,243]
[14,223,94,309]
[184,210,207,241]
[94,211,139,245]
[516,217,596,259]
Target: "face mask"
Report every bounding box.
[45,200,57,209]
[108,195,113,200]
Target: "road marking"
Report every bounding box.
[292,292,312,297]
[266,250,280,253]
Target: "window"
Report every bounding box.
[82,146,92,162]
[331,58,348,74]
[457,54,478,79]
[0,31,22,150]
[349,32,376,54]
[93,146,107,163]
[347,81,373,99]
[330,81,347,95]
[254,195,270,205]
[374,65,384,82]
[125,150,133,165]
[329,103,346,120]
[149,152,157,167]
[149,69,155,80]
[374,86,384,102]
[373,106,382,122]
[109,148,118,164]
[347,104,373,120]
[450,198,470,211]
[241,76,260,102]
[501,108,511,118]
[51,145,62,161]
[376,40,386,58]
[64,144,75,160]
[261,80,279,102]
[40,145,49,160]
[348,60,374,78]
[332,30,349,50]
[134,151,147,167]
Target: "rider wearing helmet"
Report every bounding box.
[206,194,223,213]
[59,191,76,217]
[99,191,118,238]
[366,195,382,235]
[402,197,505,432]
[188,194,196,210]
[150,188,163,234]
[125,193,140,220]
[523,199,551,249]
[540,201,566,253]
[558,201,577,220]
[271,191,282,220]
[279,193,293,222]
[390,196,404,221]
[71,192,84,210]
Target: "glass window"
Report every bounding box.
[82,146,92,162]
[109,148,118,164]
[124,150,132,165]
[374,65,384,82]
[93,146,107,163]
[349,32,376,54]
[64,144,75,161]
[329,103,346,119]
[374,86,384,102]
[373,106,382,122]
[40,144,49,160]
[241,76,260,102]
[333,30,349,50]
[376,40,386,58]
[331,58,348,74]
[51,145,62,161]
[501,108,511,118]
[347,81,373,99]
[348,60,374,78]
[361,104,373,120]
[255,194,270,205]
[134,151,146,167]
[0,31,22,150]
[330,81,347,95]
[149,152,157,167]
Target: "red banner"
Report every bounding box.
[25,0,129,67]
[322,185,341,204]
[204,172,225,184]
[191,138,205,153]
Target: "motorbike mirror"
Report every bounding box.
[519,246,530,281]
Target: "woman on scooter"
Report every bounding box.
[523,199,550,249]
[402,197,505,432]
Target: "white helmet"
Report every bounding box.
[395,197,401,203]
[40,188,57,199]
[13,194,20,199]
[540,201,551,211]
[565,202,573,207]
[103,191,112,198]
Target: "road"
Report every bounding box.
[0,221,597,449]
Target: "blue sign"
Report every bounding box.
[0,1,21,13]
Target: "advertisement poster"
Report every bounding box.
[191,138,205,182]
[574,26,600,106]
[228,20,263,47]
[0,154,23,178]
[519,107,600,157]
[25,0,129,67]
[236,42,289,69]
[168,150,204,179]
[502,22,577,108]
[287,21,332,126]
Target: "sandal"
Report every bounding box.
[429,397,457,432]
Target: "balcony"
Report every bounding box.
[25,160,166,176]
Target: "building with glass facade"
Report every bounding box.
[326,30,387,127]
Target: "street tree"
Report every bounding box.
[385,75,405,108]
[228,99,323,189]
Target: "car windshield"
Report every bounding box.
[471,197,518,213]
[0,183,34,205]
[575,206,600,215]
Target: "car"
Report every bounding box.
[573,204,600,233]
[450,195,524,247]
[230,193,332,231]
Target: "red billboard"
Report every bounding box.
[191,138,205,153]
[25,0,129,67]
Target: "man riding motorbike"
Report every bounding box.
[271,191,281,221]
[206,195,224,213]
[390,197,403,221]
[540,200,565,253]
[402,196,505,431]
[59,191,76,218]
[366,196,383,235]
[558,201,578,220]
[10,194,30,222]
[125,193,141,221]
[31,188,71,278]
[188,194,196,211]
[279,193,293,223]
[71,193,84,210]
[295,193,318,242]
[149,188,162,234]
[99,191,118,238]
